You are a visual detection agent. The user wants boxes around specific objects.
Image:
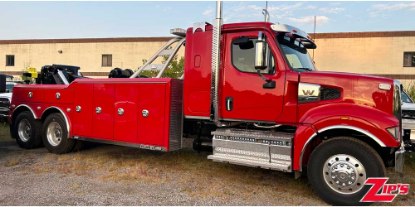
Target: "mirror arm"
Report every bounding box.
[256,69,276,89]
[256,69,272,83]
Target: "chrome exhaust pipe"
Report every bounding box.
[210,0,224,127]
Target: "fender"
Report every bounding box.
[13,104,38,119]
[293,103,400,171]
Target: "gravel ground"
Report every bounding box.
[0,125,414,205]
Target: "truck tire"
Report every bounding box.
[14,111,42,149]
[42,113,75,154]
[307,137,385,206]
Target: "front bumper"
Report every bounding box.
[395,145,405,174]
[0,108,9,121]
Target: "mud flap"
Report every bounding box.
[394,146,405,174]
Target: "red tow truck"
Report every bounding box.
[8,2,405,205]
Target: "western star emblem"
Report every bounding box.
[302,90,315,96]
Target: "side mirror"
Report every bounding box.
[255,32,267,70]
[263,80,276,89]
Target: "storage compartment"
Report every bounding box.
[70,78,183,152]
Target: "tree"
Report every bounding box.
[139,56,184,79]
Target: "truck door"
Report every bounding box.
[220,31,285,122]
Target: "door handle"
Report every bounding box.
[226,97,233,111]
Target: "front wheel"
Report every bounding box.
[42,113,75,154]
[307,137,386,205]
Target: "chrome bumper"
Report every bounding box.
[395,145,405,174]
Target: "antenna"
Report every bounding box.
[312,15,316,60]
[262,1,269,22]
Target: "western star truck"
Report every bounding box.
[8,2,406,205]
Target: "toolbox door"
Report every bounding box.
[137,83,167,149]
[113,84,138,143]
[71,82,93,137]
[92,83,115,141]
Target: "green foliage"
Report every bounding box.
[138,56,184,79]
[405,83,415,101]
[161,56,184,79]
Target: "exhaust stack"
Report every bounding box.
[210,0,224,126]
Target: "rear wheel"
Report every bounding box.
[14,111,42,149]
[42,113,75,154]
[307,137,385,205]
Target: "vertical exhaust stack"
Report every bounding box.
[262,1,270,22]
[210,0,224,126]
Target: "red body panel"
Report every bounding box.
[11,78,183,152]
[93,83,115,141]
[70,82,94,138]
[113,84,139,143]
[136,83,168,147]
[183,26,212,119]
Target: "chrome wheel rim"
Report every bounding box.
[17,119,31,142]
[46,121,63,147]
[323,154,367,194]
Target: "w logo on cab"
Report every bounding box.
[302,90,315,96]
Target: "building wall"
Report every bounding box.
[0,37,182,77]
[1,31,414,83]
[311,31,415,85]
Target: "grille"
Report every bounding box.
[0,97,10,108]
[320,87,340,101]
[402,110,415,119]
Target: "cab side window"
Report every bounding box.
[231,37,275,74]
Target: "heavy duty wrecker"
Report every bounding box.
[8,1,406,205]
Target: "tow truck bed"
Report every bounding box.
[11,78,183,151]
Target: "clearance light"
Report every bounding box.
[386,127,400,141]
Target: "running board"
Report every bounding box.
[208,128,293,172]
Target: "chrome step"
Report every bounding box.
[208,128,293,172]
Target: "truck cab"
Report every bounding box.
[183,21,404,205]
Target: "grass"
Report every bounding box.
[0,124,11,142]
[0,122,414,205]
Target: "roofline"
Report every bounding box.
[1,70,415,80]
[310,30,415,39]
[0,37,173,44]
[1,30,415,44]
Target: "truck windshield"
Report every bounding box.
[276,33,316,72]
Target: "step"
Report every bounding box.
[208,128,293,172]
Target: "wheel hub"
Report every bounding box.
[46,121,63,147]
[17,119,31,142]
[323,154,366,194]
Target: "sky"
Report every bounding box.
[0,1,415,40]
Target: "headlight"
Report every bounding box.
[387,126,401,141]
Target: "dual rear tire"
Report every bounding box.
[42,113,76,154]
[14,111,77,154]
[14,111,42,149]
